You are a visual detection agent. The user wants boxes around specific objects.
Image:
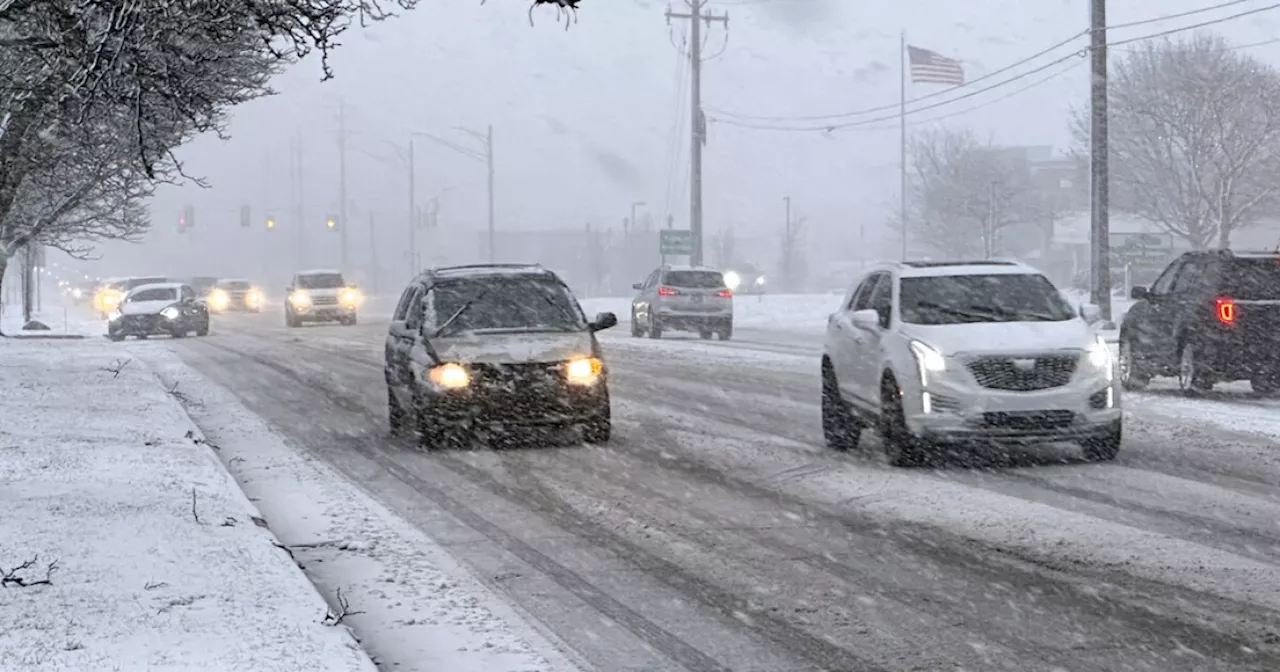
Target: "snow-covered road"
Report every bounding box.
[139,309,1280,671]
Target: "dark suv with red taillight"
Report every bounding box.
[1119,249,1280,394]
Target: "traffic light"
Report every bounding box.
[240,205,251,227]
[178,204,194,233]
[265,216,276,230]
[325,216,336,230]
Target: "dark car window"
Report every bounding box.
[297,273,345,289]
[220,281,252,290]
[900,274,1076,325]
[128,287,177,302]
[1171,260,1205,293]
[663,270,725,288]
[433,277,586,336]
[1221,258,1280,300]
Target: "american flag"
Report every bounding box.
[908,45,964,86]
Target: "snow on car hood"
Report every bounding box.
[120,300,176,316]
[435,331,594,364]
[904,320,1094,356]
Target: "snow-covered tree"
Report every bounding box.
[0,0,420,298]
[1080,33,1280,248]
[907,127,1040,259]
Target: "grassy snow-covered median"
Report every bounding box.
[0,338,375,671]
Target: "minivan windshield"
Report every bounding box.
[297,273,345,289]
[127,287,177,303]
[434,277,586,335]
[665,270,726,288]
[900,274,1076,324]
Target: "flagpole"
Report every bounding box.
[899,30,908,261]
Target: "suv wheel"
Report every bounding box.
[699,329,713,340]
[1177,340,1213,395]
[648,315,663,339]
[388,386,408,437]
[630,310,643,338]
[717,323,732,341]
[1118,338,1149,390]
[1081,420,1122,461]
[880,375,925,467]
[821,358,861,451]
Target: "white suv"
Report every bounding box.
[820,261,1120,466]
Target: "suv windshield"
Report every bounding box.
[900,274,1076,324]
[297,273,345,289]
[1222,258,1280,300]
[127,287,177,302]
[665,270,725,288]
[221,281,252,290]
[434,277,586,335]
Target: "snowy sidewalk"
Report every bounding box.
[0,338,374,670]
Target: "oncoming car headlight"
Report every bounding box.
[1088,335,1112,380]
[208,289,230,310]
[160,306,180,321]
[909,340,946,386]
[289,291,311,308]
[723,271,741,291]
[565,356,604,385]
[246,290,263,306]
[340,288,362,306]
[428,363,470,389]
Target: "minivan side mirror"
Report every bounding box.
[1079,303,1102,324]
[590,312,618,332]
[1130,286,1149,300]
[632,282,644,290]
[850,308,880,330]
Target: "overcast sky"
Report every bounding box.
[79,0,1280,280]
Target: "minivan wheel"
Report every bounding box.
[388,386,407,437]
[582,395,612,444]
[880,377,926,467]
[821,359,861,451]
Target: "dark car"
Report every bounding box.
[384,263,618,449]
[107,282,210,341]
[1119,249,1280,394]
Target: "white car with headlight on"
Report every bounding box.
[285,269,361,327]
[384,263,618,449]
[820,260,1120,467]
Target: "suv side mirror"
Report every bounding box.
[1079,303,1102,324]
[632,282,644,290]
[285,286,293,294]
[850,308,879,330]
[590,312,618,332]
[1130,286,1149,300]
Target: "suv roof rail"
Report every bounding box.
[901,260,1019,268]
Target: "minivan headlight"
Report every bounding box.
[427,363,470,389]
[565,356,603,385]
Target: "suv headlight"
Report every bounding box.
[340,288,361,306]
[565,356,604,385]
[290,291,311,307]
[427,363,470,389]
[909,340,946,386]
[1088,335,1112,379]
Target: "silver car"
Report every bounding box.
[630,265,733,340]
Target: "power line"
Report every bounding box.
[707,0,1266,123]
[709,2,1280,133]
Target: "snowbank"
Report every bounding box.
[0,338,375,671]
[141,347,583,672]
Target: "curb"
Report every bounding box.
[132,350,378,671]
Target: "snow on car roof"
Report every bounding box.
[218,278,251,283]
[126,282,185,294]
[662,264,722,273]
[430,264,553,279]
[298,269,342,276]
[895,260,1042,279]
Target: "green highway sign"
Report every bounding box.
[660,229,694,256]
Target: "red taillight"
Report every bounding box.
[1216,297,1236,324]
[657,286,677,296]
[717,289,732,298]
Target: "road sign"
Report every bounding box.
[660,229,693,256]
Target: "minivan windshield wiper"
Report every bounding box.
[433,289,490,337]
